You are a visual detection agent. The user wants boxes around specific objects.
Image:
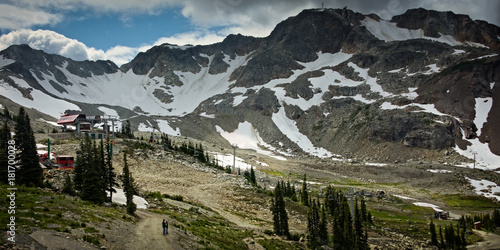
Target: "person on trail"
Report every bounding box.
[162,219,166,235]
[165,219,169,234]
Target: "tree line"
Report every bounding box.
[271,174,372,249]
[72,133,137,214]
[0,107,43,187]
[429,210,500,249]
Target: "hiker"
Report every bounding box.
[165,219,169,234]
[162,219,166,235]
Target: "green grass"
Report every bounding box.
[153,195,259,249]
[441,194,499,210]
[261,169,285,177]
[0,184,131,241]
[258,238,303,250]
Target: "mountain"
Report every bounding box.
[0,8,499,168]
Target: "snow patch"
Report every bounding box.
[394,195,416,200]
[465,177,500,201]
[0,56,15,68]
[365,163,387,167]
[232,94,247,106]
[272,106,334,159]
[0,76,80,117]
[454,137,500,170]
[98,106,119,118]
[137,122,154,132]
[473,97,492,135]
[216,122,286,161]
[157,119,181,136]
[210,153,255,172]
[427,169,453,174]
[361,17,462,46]
[388,67,405,73]
[453,98,500,170]
[109,188,148,209]
[199,112,215,119]
[413,202,443,212]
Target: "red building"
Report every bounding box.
[57,114,100,134]
[56,156,74,170]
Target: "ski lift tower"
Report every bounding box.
[102,115,119,141]
[471,151,477,172]
[152,118,158,143]
[345,187,355,225]
[232,144,238,174]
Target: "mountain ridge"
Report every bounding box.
[0,7,499,168]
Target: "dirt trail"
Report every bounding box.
[120,210,180,250]
[187,183,260,229]
[468,230,500,250]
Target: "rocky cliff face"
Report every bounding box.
[1,8,499,166]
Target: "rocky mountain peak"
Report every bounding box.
[392,8,500,50]
[1,8,499,167]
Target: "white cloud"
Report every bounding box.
[0,4,63,30]
[0,29,106,61]
[0,28,227,66]
[152,30,225,46]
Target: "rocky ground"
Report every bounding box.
[10,132,498,249]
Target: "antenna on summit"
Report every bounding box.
[322,3,324,9]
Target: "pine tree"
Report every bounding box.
[122,153,136,215]
[124,120,132,138]
[74,135,91,192]
[105,138,117,202]
[0,123,11,184]
[307,200,321,248]
[250,166,256,185]
[439,226,445,248]
[14,108,42,187]
[430,219,438,246]
[271,182,289,237]
[319,204,329,246]
[360,197,367,223]
[301,174,309,207]
[81,140,106,204]
[367,211,373,225]
[354,199,368,249]
[62,172,75,196]
[3,107,11,119]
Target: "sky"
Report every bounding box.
[0,0,498,66]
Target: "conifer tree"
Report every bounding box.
[125,120,132,138]
[301,174,309,207]
[307,200,321,248]
[354,200,368,249]
[319,204,328,246]
[62,172,75,196]
[430,219,438,246]
[81,140,106,204]
[3,107,11,119]
[162,133,173,150]
[105,138,117,202]
[271,182,289,237]
[0,123,11,184]
[74,134,91,192]
[354,200,363,240]
[250,166,256,185]
[14,108,42,187]
[360,197,367,223]
[439,226,445,248]
[122,153,136,215]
